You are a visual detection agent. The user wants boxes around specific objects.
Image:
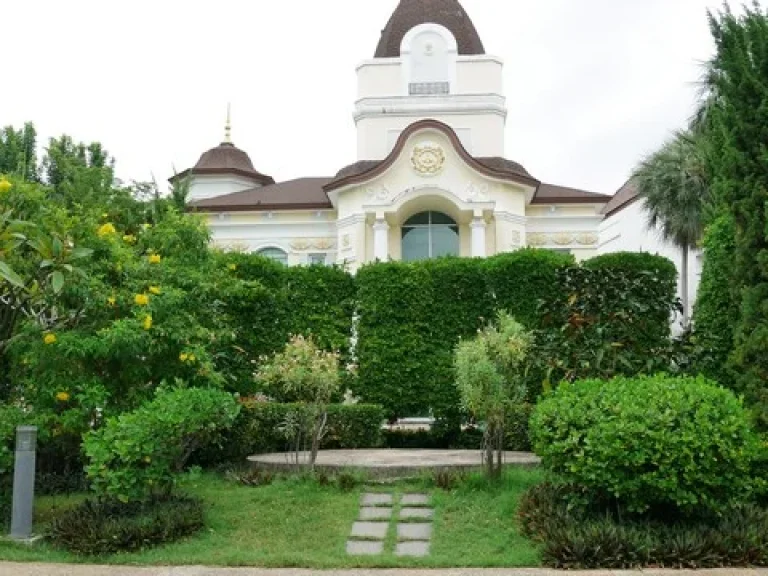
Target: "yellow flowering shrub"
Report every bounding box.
[97,223,117,238]
[142,315,152,330]
[134,294,149,306]
[148,254,161,264]
[0,178,12,194]
[44,333,57,345]
[148,286,161,295]
[56,391,71,402]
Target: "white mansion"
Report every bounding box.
[177,0,701,311]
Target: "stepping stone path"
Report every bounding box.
[346,492,434,558]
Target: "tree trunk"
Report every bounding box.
[681,243,689,328]
[309,410,327,470]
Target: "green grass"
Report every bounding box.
[0,468,543,568]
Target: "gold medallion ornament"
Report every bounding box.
[411,142,445,176]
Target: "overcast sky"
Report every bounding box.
[2,0,724,195]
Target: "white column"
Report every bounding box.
[373,218,390,261]
[471,217,487,258]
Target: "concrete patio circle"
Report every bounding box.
[248,449,539,478]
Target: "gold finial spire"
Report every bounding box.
[224,103,232,144]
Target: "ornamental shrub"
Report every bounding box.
[518,482,768,569]
[485,248,574,328]
[48,493,204,556]
[535,254,679,385]
[193,402,385,466]
[530,374,763,515]
[84,386,239,502]
[455,311,532,477]
[691,215,739,388]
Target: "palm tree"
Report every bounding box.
[632,130,708,327]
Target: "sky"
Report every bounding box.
[2,0,724,195]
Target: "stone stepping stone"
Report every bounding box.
[361,493,393,507]
[347,540,384,555]
[396,540,431,557]
[400,507,434,519]
[360,506,392,520]
[401,493,430,506]
[351,521,389,540]
[397,522,432,541]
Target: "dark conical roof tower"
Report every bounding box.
[375,0,485,58]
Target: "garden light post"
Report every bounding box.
[9,426,37,541]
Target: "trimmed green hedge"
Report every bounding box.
[354,257,493,420]
[486,248,575,328]
[355,250,679,419]
[194,402,386,466]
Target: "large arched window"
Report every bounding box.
[257,247,288,265]
[401,211,459,262]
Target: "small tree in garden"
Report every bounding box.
[454,311,532,478]
[255,335,341,470]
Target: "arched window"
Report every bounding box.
[401,211,459,262]
[257,247,288,265]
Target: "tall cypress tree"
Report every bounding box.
[705,3,768,429]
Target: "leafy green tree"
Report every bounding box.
[42,135,114,206]
[0,123,38,181]
[704,3,768,430]
[454,312,531,478]
[631,130,708,326]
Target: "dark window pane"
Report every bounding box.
[430,211,456,225]
[404,212,430,226]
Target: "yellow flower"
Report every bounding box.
[134,293,149,306]
[148,254,161,264]
[43,333,57,345]
[179,353,189,362]
[56,391,70,402]
[143,315,153,330]
[0,178,12,194]
[97,223,117,238]
[122,234,137,245]
[188,354,197,363]
[107,296,116,306]
[228,264,237,272]
[148,286,161,295]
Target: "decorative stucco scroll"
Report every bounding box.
[526,232,598,247]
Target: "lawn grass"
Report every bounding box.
[0,467,543,568]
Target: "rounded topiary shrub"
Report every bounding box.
[48,494,204,555]
[530,374,763,514]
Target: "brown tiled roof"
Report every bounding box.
[325,119,540,192]
[171,142,275,186]
[531,183,610,205]
[601,179,640,217]
[187,178,333,212]
[375,0,485,58]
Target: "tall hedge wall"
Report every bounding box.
[354,257,493,420]
[209,253,357,395]
[354,250,679,420]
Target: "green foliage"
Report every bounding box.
[531,374,763,515]
[536,253,679,385]
[691,214,739,386]
[48,494,204,556]
[703,5,768,431]
[519,482,768,569]
[355,257,494,420]
[485,248,574,328]
[83,387,239,502]
[455,311,532,476]
[0,123,38,181]
[199,401,385,466]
